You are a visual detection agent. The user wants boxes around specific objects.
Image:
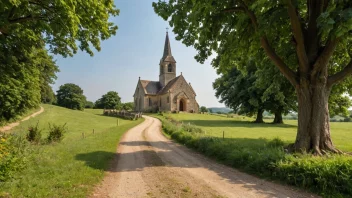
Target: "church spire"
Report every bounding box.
[163,31,172,58]
[161,31,176,63]
[159,30,176,87]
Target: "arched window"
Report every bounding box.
[168,64,172,72]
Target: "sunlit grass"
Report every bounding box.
[165,113,352,151]
[0,104,143,197]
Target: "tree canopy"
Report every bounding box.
[56,83,86,110]
[200,106,208,113]
[0,0,119,57]
[121,102,134,111]
[95,91,121,109]
[153,0,352,154]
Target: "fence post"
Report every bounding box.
[223,131,224,140]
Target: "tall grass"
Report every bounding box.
[156,115,352,197]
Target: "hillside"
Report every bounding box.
[0,104,143,197]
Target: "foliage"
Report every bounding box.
[36,48,59,104]
[85,101,95,109]
[121,102,134,111]
[47,123,67,143]
[213,61,296,122]
[56,83,86,110]
[0,40,58,123]
[0,44,40,123]
[26,122,42,143]
[200,106,208,113]
[0,133,29,182]
[95,91,121,109]
[156,115,352,197]
[0,0,119,57]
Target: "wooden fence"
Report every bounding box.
[103,109,143,120]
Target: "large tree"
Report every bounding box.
[213,59,297,124]
[153,0,352,154]
[56,83,86,110]
[95,91,121,109]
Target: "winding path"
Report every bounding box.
[92,115,318,198]
[0,106,44,133]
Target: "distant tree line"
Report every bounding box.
[55,84,134,111]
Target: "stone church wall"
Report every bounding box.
[134,82,146,112]
[170,77,199,113]
[143,95,159,112]
[159,93,171,112]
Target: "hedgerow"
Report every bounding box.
[157,115,352,197]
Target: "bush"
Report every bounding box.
[26,122,42,143]
[47,123,67,143]
[0,133,29,181]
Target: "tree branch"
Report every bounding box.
[311,38,340,78]
[260,37,298,86]
[240,1,298,86]
[287,0,309,73]
[328,59,352,86]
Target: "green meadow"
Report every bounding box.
[166,113,352,152]
[0,104,143,197]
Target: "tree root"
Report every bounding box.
[285,143,344,155]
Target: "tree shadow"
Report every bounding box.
[180,119,297,128]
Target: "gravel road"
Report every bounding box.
[91,115,318,198]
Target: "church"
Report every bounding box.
[133,32,199,113]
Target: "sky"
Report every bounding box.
[52,0,223,107]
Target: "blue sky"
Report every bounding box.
[52,0,222,107]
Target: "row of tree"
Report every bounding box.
[212,58,351,124]
[55,83,134,111]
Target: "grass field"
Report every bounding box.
[166,113,352,152]
[0,104,143,197]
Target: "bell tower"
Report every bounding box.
[159,31,176,87]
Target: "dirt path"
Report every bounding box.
[92,116,318,198]
[0,106,44,133]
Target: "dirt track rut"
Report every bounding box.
[91,116,318,198]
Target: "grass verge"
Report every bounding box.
[0,104,144,197]
[153,114,352,198]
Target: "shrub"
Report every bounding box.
[26,121,42,143]
[47,123,67,143]
[0,133,29,181]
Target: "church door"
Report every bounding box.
[179,100,184,111]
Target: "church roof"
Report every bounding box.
[140,80,161,95]
[161,32,176,63]
[158,75,181,94]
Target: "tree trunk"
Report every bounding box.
[254,109,264,123]
[288,81,341,155]
[273,112,283,124]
